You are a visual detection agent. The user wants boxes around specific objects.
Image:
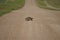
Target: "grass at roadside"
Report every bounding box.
[36,0,47,8]
[46,0,60,8]
[0,0,25,16]
[36,0,60,11]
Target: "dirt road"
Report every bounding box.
[0,0,60,40]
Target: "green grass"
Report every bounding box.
[0,0,25,16]
[36,0,60,10]
[0,0,6,3]
[47,0,60,8]
[36,0,47,7]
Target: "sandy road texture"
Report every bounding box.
[0,0,60,40]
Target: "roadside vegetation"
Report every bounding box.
[36,0,60,11]
[47,0,60,8]
[0,0,25,16]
